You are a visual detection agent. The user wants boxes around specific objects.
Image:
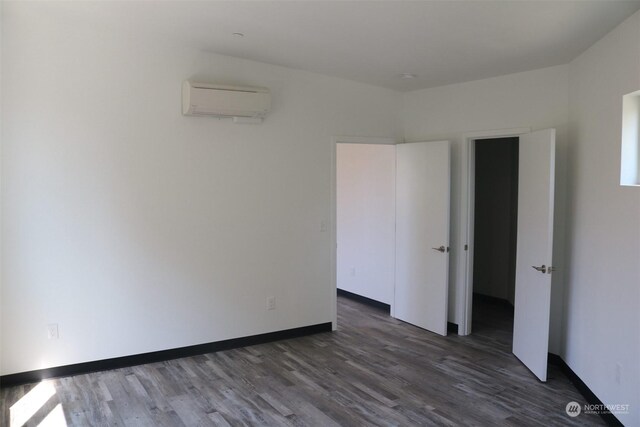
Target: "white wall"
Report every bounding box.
[403,65,569,353]
[0,2,402,375]
[336,143,395,304]
[565,10,640,426]
[0,0,4,376]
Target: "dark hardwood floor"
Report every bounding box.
[1,295,603,426]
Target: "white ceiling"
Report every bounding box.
[44,1,640,91]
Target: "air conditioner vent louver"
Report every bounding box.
[182,81,271,118]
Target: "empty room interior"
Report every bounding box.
[1,1,640,426]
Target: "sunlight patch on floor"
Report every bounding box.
[9,380,66,427]
[38,403,67,427]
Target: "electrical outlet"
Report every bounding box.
[615,362,622,384]
[47,323,59,339]
[267,296,276,310]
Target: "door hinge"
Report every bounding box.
[464,244,468,251]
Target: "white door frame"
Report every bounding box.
[460,128,530,336]
[330,136,398,330]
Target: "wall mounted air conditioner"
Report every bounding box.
[182,81,271,120]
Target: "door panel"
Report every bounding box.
[394,141,450,336]
[512,129,556,381]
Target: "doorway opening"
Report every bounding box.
[471,137,519,342]
[333,138,451,336]
[333,139,396,326]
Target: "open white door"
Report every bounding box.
[512,129,556,381]
[395,141,450,336]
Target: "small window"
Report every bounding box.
[621,90,640,187]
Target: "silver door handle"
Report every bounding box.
[532,265,547,274]
[432,246,446,253]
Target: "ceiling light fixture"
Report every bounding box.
[232,32,245,38]
[399,73,417,80]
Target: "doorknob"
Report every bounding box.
[432,246,446,253]
[532,265,547,274]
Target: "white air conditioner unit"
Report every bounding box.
[182,81,271,119]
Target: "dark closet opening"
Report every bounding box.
[472,137,519,335]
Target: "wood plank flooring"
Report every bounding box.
[1,295,604,426]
